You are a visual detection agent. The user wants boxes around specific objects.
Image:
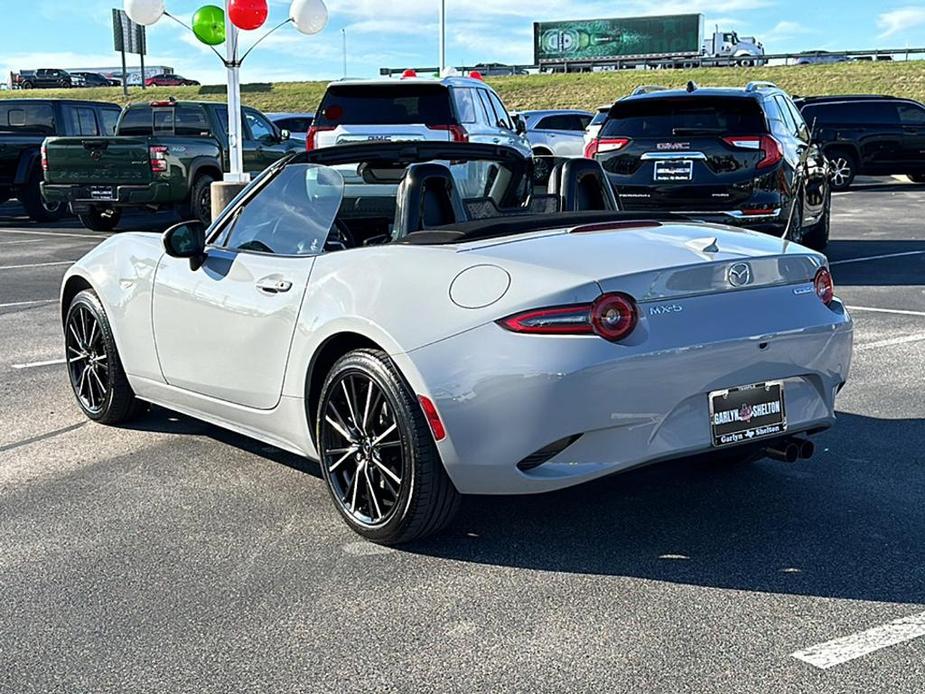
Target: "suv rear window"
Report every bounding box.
[315,84,455,127]
[589,110,609,127]
[602,97,766,138]
[802,101,900,126]
[0,103,55,134]
[118,105,211,136]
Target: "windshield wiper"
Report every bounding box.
[672,127,725,135]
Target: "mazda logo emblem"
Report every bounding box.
[727,262,753,287]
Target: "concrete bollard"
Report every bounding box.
[210,180,249,222]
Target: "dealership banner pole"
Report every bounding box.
[438,0,445,73]
[224,1,246,183]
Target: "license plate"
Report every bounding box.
[654,159,693,182]
[89,185,115,201]
[709,381,787,448]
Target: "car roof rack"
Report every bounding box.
[630,85,669,96]
[745,81,777,92]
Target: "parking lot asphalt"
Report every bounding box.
[0,181,923,693]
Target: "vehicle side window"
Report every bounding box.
[487,92,513,129]
[578,115,592,130]
[476,90,496,126]
[451,88,479,125]
[99,108,121,135]
[762,97,789,138]
[222,165,343,256]
[898,103,925,125]
[62,105,100,136]
[245,110,276,143]
[782,97,811,141]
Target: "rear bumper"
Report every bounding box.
[41,182,174,211]
[398,295,853,495]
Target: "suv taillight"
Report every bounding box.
[498,293,638,342]
[306,125,334,151]
[149,145,168,173]
[814,267,835,306]
[41,141,48,172]
[722,135,782,169]
[428,124,469,142]
[584,137,630,159]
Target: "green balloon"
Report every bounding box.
[192,5,226,46]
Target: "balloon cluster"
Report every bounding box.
[124,0,328,46]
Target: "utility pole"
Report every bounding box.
[342,28,347,78]
[439,0,446,74]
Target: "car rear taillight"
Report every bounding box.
[427,124,469,142]
[306,125,334,151]
[40,141,48,172]
[148,145,168,173]
[584,137,630,159]
[814,267,834,306]
[722,135,782,169]
[498,293,638,342]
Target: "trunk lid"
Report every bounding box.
[459,222,823,301]
[43,137,152,185]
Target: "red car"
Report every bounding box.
[144,74,200,87]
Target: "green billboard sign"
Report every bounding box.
[534,14,703,64]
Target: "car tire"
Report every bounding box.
[827,149,856,191]
[802,193,831,251]
[181,174,216,225]
[21,81,33,89]
[786,195,805,244]
[316,348,461,545]
[907,173,925,184]
[65,289,147,425]
[19,169,66,223]
[78,206,121,232]
[532,148,554,182]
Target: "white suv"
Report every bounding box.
[308,75,531,157]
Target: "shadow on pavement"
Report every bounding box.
[826,239,925,287]
[401,412,925,605]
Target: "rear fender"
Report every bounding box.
[14,149,40,186]
[187,157,224,192]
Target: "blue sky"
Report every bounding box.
[3,1,925,84]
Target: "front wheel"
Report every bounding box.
[78,206,121,232]
[65,289,146,424]
[180,174,215,225]
[316,349,460,545]
[828,150,856,191]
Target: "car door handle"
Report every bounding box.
[492,137,501,143]
[256,278,292,294]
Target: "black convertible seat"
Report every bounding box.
[393,163,467,238]
[547,158,620,212]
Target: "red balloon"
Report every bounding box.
[228,0,268,30]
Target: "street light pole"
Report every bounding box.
[342,28,347,78]
[224,0,246,184]
[438,0,445,74]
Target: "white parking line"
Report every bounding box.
[10,358,66,370]
[0,261,73,271]
[0,229,109,240]
[792,610,925,670]
[830,250,925,266]
[850,306,925,318]
[0,239,46,245]
[857,333,925,351]
[0,299,57,309]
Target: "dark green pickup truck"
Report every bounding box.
[42,100,302,231]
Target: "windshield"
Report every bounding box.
[219,164,345,256]
[603,97,766,138]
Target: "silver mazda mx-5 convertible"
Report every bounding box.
[61,142,853,543]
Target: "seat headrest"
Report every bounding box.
[393,163,467,238]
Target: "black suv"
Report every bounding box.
[794,95,925,190]
[586,82,831,250]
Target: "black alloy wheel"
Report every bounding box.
[317,349,460,544]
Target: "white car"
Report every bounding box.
[583,105,611,155]
[518,109,593,158]
[61,142,853,545]
[307,75,531,158]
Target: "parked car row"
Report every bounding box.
[7,69,199,90]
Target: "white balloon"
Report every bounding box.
[290,0,329,35]
[124,0,165,26]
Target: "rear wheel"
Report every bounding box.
[827,149,856,191]
[19,169,66,223]
[65,289,146,424]
[317,349,460,545]
[78,206,121,232]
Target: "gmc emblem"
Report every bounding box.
[656,142,690,151]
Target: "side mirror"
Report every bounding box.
[513,115,527,136]
[163,220,207,271]
[280,128,291,141]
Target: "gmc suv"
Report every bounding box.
[794,95,925,190]
[586,81,832,250]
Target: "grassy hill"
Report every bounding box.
[2,61,924,114]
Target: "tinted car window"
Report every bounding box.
[589,110,609,127]
[245,110,275,143]
[275,117,313,133]
[223,164,344,256]
[0,103,55,134]
[119,105,210,136]
[898,103,925,125]
[602,97,766,137]
[536,115,585,131]
[316,85,454,126]
[487,92,513,129]
[451,87,479,124]
[803,101,900,126]
[100,108,121,135]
